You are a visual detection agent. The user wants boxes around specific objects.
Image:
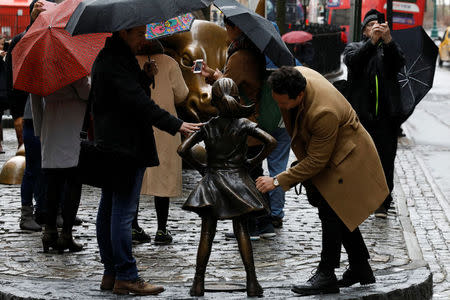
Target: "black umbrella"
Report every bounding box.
[391,26,438,120]
[213,0,294,67]
[65,0,213,36]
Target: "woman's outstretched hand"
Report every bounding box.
[179,122,203,136]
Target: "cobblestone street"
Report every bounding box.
[0,127,433,299]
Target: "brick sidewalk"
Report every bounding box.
[0,128,431,299]
[395,137,450,300]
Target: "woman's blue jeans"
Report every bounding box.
[20,119,45,213]
[96,167,145,281]
[267,127,291,219]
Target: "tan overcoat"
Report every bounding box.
[276,67,389,231]
[136,54,189,197]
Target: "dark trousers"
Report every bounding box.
[363,118,399,210]
[43,168,81,232]
[306,185,370,270]
[21,119,45,213]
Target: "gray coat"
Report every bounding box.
[31,77,90,169]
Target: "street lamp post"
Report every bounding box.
[300,0,310,24]
[350,0,362,42]
[430,0,439,38]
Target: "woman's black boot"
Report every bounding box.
[57,231,83,254]
[42,226,58,253]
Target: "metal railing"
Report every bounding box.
[288,23,344,75]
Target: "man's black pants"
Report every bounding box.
[306,184,370,270]
[363,117,399,210]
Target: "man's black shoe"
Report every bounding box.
[73,216,83,226]
[337,265,375,287]
[374,206,388,219]
[291,269,339,295]
[271,216,283,228]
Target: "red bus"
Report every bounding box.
[0,0,32,38]
[327,0,425,40]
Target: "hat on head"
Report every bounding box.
[361,9,382,31]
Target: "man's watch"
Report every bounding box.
[273,177,280,187]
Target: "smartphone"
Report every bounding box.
[193,59,203,73]
[3,41,10,52]
[377,13,385,24]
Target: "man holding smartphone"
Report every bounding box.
[343,9,405,219]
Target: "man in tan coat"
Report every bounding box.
[256,66,388,296]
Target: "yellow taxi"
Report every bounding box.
[438,27,450,67]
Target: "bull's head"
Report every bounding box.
[161,20,229,122]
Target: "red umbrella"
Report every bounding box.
[12,0,110,96]
[281,31,313,44]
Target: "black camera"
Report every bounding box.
[377,13,385,24]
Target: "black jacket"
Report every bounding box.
[343,38,405,122]
[0,58,7,110]
[90,35,183,167]
[5,32,29,119]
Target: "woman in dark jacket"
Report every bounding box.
[90,25,200,296]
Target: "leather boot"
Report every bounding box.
[113,277,164,295]
[100,274,115,291]
[20,205,42,231]
[13,117,23,147]
[338,262,375,287]
[57,231,83,254]
[42,226,58,253]
[292,268,339,296]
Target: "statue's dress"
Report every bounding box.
[182,117,270,219]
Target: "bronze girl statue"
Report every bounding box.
[177,78,276,297]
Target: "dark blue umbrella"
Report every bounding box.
[214,0,295,68]
[65,0,213,36]
[392,26,438,120]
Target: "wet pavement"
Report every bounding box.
[401,63,450,300]
[0,126,434,299]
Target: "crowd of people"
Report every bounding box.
[0,0,406,297]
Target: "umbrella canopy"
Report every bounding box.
[146,13,195,40]
[281,31,313,44]
[12,0,109,96]
[65,0,213,36]
[391,26,438,119]
[213,0,294,67]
